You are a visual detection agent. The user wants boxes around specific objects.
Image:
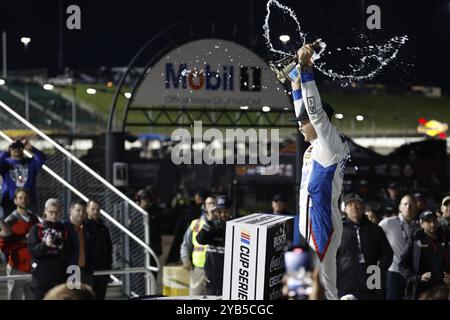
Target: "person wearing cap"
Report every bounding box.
[399,210,450,299]
[382,182,401,218]
[290,44,350,300]
[196,195,232,295]
[439,196,450,235]
[0,138,46,217]
[136,189,162,279]
[337,194,393,300]
[365,201,383,225]
[269,194,301,247]
[413,193,428,214]
[270,194,291,215]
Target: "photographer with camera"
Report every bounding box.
[196,195,232,296]
[28,198,74,300]
[0,138,46,217]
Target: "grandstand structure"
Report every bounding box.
[0,78,104,133]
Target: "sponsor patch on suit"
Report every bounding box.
[307,96,316,114]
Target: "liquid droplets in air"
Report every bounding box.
[263,0,408,83]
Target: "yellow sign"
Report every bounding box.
[417,119,448,137]
[162,266,190,297]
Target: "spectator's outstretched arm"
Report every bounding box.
[180,226,193,264]
[399,241,419,284]
[196,219,226,246]
[21,138,46,166]
[378,228,394,272]
[196,221,214,245]
[30,147,46,168]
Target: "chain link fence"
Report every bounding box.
[0,100,158,298]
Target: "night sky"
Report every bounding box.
[0,0,449,93]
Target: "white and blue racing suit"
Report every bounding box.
[292,68,350,300]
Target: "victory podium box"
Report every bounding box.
[222,213,294,300]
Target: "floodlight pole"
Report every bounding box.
[58,0,64,73]
[2,31,6,78]
[71,86,76,133]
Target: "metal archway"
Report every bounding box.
[107,19,295,133]
[105,19,303,217]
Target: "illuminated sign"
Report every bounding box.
[133,39,291,108]
[417,118,448,138]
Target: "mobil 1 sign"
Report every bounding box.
[222,213,293,300]
[133,39,291,109]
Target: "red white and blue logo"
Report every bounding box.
[165,63,261,92]
[240,230,251,245]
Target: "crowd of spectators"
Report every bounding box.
[1,138,448,301]
[0,140,113,300]
[287,186,450,300]
[173,184,450,300]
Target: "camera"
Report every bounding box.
[284,248,314,300]
[42,228,64,247]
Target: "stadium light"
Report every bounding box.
[240,106,249,110]
[124,92,132,99]
[20,37,31,46]
[86,88,96,95]
[356,115,365,121]
[262,106,271,112]
[279,35,291,43]
[0,79,5,86]
[43,84,54,91]
[335,113,344,120]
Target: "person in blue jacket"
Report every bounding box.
[0,139,46,216]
